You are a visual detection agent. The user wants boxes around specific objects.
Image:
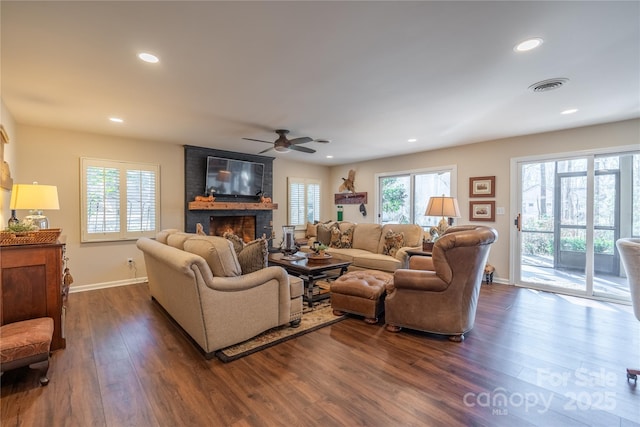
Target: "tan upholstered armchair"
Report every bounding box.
[616,238,640,383]
[385,225,498,342]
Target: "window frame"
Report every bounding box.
[287,177,321,230]
[80,157,160,242]
[375,165,458,227]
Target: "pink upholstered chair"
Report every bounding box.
[616,238,640,383]
[386,225,498,342]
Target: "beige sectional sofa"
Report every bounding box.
[137,230,303,358]
[306,222,424,273]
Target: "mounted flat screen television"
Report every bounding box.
[205,156,265,197]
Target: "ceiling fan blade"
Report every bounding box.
[289,137,313,145]
[243,138,273,144]
[289,145,316,154]
[258,146,274,154]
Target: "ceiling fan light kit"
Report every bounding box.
[243,129,328,155]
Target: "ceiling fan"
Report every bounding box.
[242,129,328,154]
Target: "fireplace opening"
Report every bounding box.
[210,215,256,243]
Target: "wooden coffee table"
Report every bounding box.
[268,252,351,308]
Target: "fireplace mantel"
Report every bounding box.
[188,201,278,211]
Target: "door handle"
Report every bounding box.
[514,213,522,231]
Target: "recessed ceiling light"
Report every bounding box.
[408,138,417,143]
[138,52,159,63]
[561,108,578,115]
[109,117,124,123]
[326,155,334,159]
[514,38,543,52]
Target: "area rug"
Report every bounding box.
[215,300,345,362]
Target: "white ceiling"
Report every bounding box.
[2,1,639,165]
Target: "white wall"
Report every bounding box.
[329,118,640,283]
[12,124,183,288]
[0,100,17,226]
[272,157,332,241]
[7,117,639,288]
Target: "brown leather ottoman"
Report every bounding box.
[331,270,393,324]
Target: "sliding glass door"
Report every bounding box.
[514,149,638,301]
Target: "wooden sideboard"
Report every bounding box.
[0,241,67,350]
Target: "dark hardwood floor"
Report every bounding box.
[2,283,639,426]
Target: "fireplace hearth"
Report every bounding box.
[210,215,256,243]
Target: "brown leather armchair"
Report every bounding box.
[385,225,498,341]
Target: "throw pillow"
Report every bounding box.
[316,224,333,246]
[183,236,242,277]
[306,222,318,238]
[223,231,244,255]
[383,230,405,257]
[237,238,268,274]
[330,224,354,249]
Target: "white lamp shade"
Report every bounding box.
[10,184,60,210]
[425,196,461,218]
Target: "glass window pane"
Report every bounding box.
[127,170,156,232]
[594,229,614,255]
[560,228,586,252]
[557,158,587,173]
[288,181,305,226]
[288,178,320,227]
[560,175,586,226]
[415,172,451,227]
[522,231,554,258]
[82,158,159,242]
[521,162,555,232]
[307,183,320,223]
[380,176,410,224]
[595,156,619,171]
[594,173,616,227]
[86,166,120,233]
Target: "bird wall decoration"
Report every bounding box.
[339,169,356,193]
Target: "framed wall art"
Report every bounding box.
[469,176,495,198]
[470,201,495,222]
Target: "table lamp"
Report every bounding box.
[425,195,461,239]
[10,182,60,229]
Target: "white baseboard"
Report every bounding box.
[480,276,509,286]
[69,277,148,293]
[68,275,508,293]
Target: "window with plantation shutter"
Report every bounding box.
[81,158,160,242]
[288,177,320,228]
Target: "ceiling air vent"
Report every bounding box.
[528,78,569,93]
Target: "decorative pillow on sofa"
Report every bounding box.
[383,230,405,257]
[306,222,318,238]
[330,224,354,249]
[316,223,333,246]
[237,238,268,274]
[183,236,242,277]
[223,231,245,255]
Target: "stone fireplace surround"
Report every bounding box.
[184,145,275,240]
